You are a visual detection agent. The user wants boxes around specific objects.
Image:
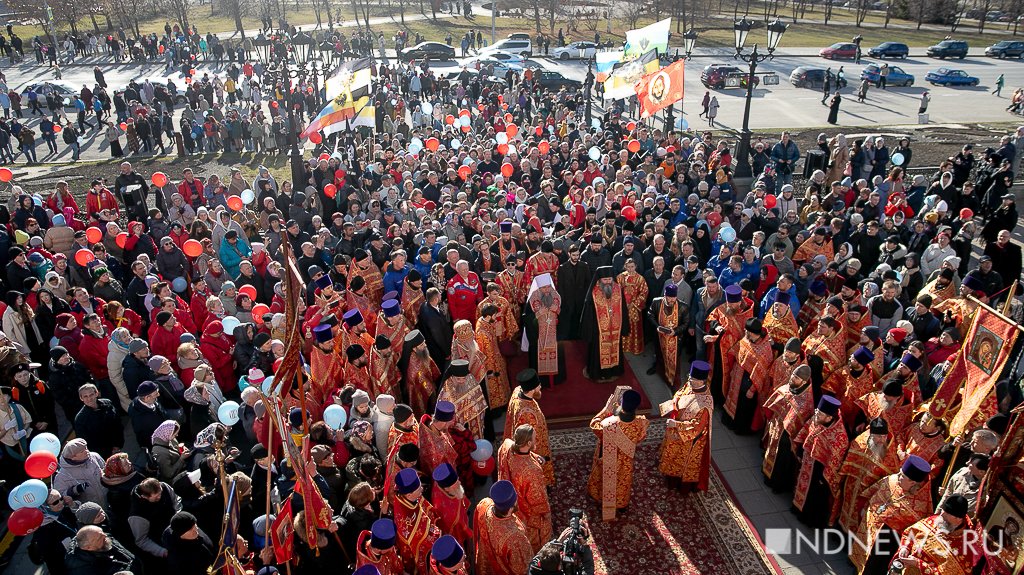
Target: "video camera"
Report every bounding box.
[561,508,589,575]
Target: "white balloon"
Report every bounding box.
[422,102,433,115]
[506,144,517,156]
[411,137,423,149]
[459,115,471,127]
[450,138,461,149]
[495,132,508,145]
[588,146,601,161]
[221,316,241,334]
[240,189,255,205]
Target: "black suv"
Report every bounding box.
[986,40,1024,58]
[927,40,969,59]
[867,42,909,59]
[700,64,759,89]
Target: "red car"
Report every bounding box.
[820,42,858,59]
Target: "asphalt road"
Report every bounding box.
[2,47,1022,165]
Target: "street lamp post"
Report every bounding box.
[584,60,594,129]
[732,18,787,180]
[665,28,699,134]
[286,32,315,187]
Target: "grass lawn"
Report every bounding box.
[8,3,1023,50]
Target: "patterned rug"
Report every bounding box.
[548,422,781,575]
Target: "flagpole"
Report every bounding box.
[968,294,1024,333]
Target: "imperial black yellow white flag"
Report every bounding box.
[634,59,686,119]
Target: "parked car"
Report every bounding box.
[482,50,526,64]
[700,64,759,89]
[925,68,980,86]
[533,69,582,90]
[927,40,969,59]
[789,66,847,89]
[985,40,1024,58]
[860,64,915,86]
[400,42,456,60]
[462,56,523,75]
[820,42,858,59]
[551,41,598,60]
[479,38,533,57]
[20,81,80,110]
[867,42,909,59]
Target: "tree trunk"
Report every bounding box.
[352,0,361,30]
[534,0,542,33]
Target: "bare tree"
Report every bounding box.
[978,0,994,31]
[854,0,870,25]
[160,0,192,38]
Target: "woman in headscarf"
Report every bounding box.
[151,420,189,482]
[176,342,206,387]
[219,281,238,316]
[693,220,713,264]
[184,383,216,440]
[0,385,32,469]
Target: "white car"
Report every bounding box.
[479,38,532,57]
[551,41,598,60]
[484,50,526,65]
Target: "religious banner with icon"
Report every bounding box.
[978,406,1024,574]
[929,306,1019,436]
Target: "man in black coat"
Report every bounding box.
[162,512,216,575]
[65,525,138,575]
[6,246,33,292]
[127,381,168,449]
[556,244,592,340]
[418,287,454,368]
[113,161,150,222]
[74,383,123,459]
[122,339,156,399]
[579,235,611,275]
[983,229,1022,297]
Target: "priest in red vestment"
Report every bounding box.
[310,324,345,405]
[793,395,849,528]
[724,317,774,434]
[580,266,629,382]
[429,535,469,575]
[391,467,443,575]
[398,330,440,417]
[704,284,752,405]
[429,463,473,547]
[354,519,405,575]
[497,423,552,552]
[473,480,535,575]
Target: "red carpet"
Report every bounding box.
[548,424,782,575]
[505,340,651,427]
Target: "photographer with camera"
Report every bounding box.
[527,509,595,575]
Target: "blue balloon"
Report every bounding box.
[29,433,60,456]
[10,479,48,510]
[237,376,250,392]
[675,117,689,130]
[471,439,493,461]
[261,375,276,395]
[171,277,188,293]
[323,404,347,431]
[218,400,240,426]
[719,226,737,243]
[221,316,241,334]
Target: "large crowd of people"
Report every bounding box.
[0,20,1021,575]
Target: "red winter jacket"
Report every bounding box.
[79,330,111,379]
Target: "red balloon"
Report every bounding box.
[227,196,244,211]
[0,167,11,182]
[458,165,472,180]
[461,125,471,133]
[764,194,778,209]
[270,101,279,109]
[472,456,495,476]
[319,153,331,162]
[538,141,550,154]
[309,132,322,144]
[53,125,62,133]
[506,124,518,138]
[445,114,455,125]
[501,163,514,178]
[252,304,270,322]
[459,109,470,117]
[115,232,129,249]
[504,113,513,123]
[25,450,58,479]
[621,205,637,221]
[324,183,338,198]
[119,122,128,130]
[496,143,509,156]
[7,507,43,536]
[707,212,723,228]
[425,137,440,152]
[626,121,637,131]
[182,239,203,257]
[74,249,96,266]
[666,145,676,154]
[151,172,168,187]
[238,285,257,301]
[85,227,103,244]
[627,140,641,153]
